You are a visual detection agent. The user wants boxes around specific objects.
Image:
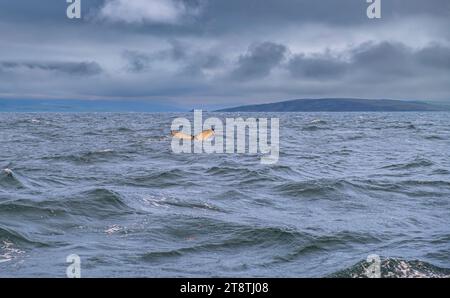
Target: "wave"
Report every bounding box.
[41,149,128,164]
[381,157,434,170]
[359,179,450,190]
[0,226,32,245]
[0,168,26,190]
[141,225,306,262]
[58,188,134,218]
[212,189,252,201]
[141,218,380,266]
[73,149,118,162]
[275,179,350,197]
[432,168,450,175]
[147,136,170,142]
[330,258,450,278]
[390,122,418,130]
[140,195,224,212]
[309,119,327,125]
[275,176,450,200]
[302,125,329,131]
[206,166,259,176]
[271,231,382,264]
[0,224,50,263]
[126,169,197,188]
[0,188,134,220]
[206,166,282,186]
[424,135,445,140]
[0,225,48,247]
[0,198,65,217]
[0,240,25,264]
[10,118,50,126]
[372,123,419,130]
[116,127,133,133]
[341,134,366,141]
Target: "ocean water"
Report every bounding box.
[0,112,449,277]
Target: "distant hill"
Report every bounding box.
[216,98,447,112]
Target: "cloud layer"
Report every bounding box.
[0,0,449,108]
[98,0,200,24]
[0,61,102,76]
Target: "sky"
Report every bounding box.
[0,0,449,110]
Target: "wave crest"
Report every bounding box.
[330,258,450,278]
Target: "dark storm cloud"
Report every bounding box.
[350,42,450,78]
[0,61,103,76]
[286,42,450,81]
[231,42,287,80]
[159,39,190,61]
[181,53,223,76]
[121,40,223,77]
[122,50,152,73]
[160,40,224,76]
[350,41,414,76]
[416,44,450,70]
[121,40,190,73]
[288,54,349,79]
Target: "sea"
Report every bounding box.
[0,112,449,277]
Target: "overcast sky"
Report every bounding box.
[0,0,449,109]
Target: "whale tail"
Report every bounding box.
[171,130,195,140]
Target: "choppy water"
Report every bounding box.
[0,112,449,277]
